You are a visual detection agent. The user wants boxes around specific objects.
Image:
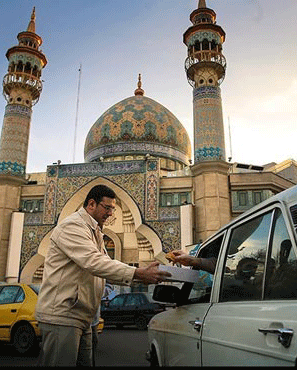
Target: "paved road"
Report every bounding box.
[0,327,150,366]
[95,327,149,366]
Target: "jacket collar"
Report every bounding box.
[77,207,100,231]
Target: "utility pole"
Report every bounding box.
[228,116,233,162]
[73,64,82,163]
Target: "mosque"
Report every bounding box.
[0,0,296,284]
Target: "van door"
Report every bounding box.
[163,234,224,366]
[163,301,211,366]
[201,207,297,366]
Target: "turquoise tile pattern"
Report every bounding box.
[193,86,226,162]
[84,95,191,163]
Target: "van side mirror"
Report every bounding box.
[153,284,181,304]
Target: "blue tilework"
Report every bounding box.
[84,95,191,161]
[0,161,25,175]
[195,146,224,161]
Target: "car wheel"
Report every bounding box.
[135,315,147,330]
[12,323,36,354]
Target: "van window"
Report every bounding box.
[264,208,297,299]
[220,212,273,302]
[187,234,224,303]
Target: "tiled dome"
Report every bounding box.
[84,77,191,165]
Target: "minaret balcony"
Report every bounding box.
[3,72,43,103]
[185,50,226,85]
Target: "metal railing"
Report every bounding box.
[3,72,43,103]
[185,50,226,72]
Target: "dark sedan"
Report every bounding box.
[101,292,165,330]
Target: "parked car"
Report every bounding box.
[95,317,104,334]
[0,283,41,354]
[101,292,166,330]
[147,184,297,366]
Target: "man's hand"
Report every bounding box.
[166,250,189,265]
[166,250,217,273]
[172,252,196,267]
[133,261,171,284]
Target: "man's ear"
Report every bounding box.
[87,199,97,210]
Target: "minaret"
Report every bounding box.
[0,7,47,181]
[184,1,231,241]
[0,8,47,281]
[184,0,226,163]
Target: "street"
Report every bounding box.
[95,327,149,366]
[0,327,150,366]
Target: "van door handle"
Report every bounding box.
[11,309,17,313]
[189,319,202,332]
[258,327,294,348]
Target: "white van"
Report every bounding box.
[147,184,297,366]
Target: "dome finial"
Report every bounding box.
[198,0,207,8]
[134,73,144,96]
[27,7,36,33]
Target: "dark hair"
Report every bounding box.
[83,185,116,207]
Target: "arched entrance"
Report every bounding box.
[20,177,163,283]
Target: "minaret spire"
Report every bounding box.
[27,7,36,33]
[183,2,231,240]
[0,7,47,282]
[134,73,144,96]
[184,2,226,163]
[0,8,47,180]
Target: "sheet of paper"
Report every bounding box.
[158,264,201,283]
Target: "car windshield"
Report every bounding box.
[29,284,41,295]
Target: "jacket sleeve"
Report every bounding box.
[52,220,136,286]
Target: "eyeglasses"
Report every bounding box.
[99,202,116,213]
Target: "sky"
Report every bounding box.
[0,0,296,173]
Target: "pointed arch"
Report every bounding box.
[20,176,164,282]
[102,229,122,261]
[58,177,142,228]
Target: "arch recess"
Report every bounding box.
[20,176,163,282]
[137,224,166,263]
[58,177,142,228]
[102,228,122,261]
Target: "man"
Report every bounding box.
[35,184,170,366]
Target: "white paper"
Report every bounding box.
[158,264,201,283]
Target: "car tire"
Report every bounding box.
[135,315,147,330]
[12,323,36,354]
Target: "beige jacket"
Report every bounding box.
[35,207,136,329]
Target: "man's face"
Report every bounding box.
[87,196,116,228]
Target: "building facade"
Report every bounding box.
[0,2,296,284]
